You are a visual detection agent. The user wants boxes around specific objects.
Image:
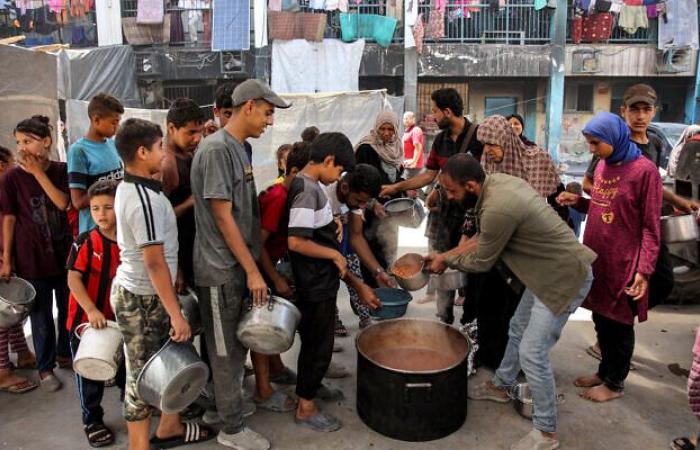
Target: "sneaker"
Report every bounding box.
[39,373,62,392]
[217,427,270,450]
[202,399,255,426]
[510,429,560,450]
[324,361,349,379]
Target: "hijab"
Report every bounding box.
[355,110,404,167]
[506,113,537,147]
[668,124,700,177]
[477,115,560,197]
[582,112,642,165]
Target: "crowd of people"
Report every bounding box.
[0,79,698,450]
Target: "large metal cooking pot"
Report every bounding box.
[137,340,209,414]
[0,277,36,328]
[391,253,429,292]
[384,198,425,229]
[434,268,468,291]
[661,214,699,243]
[236,294,301,355]
[73,321,123,381]
[178,290,202,336]
[356,319,470,441]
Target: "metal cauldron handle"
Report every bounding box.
[403,382,432,403]
[74,322,90,340]
[246,289,274,311]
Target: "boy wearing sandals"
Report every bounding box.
[112,119,213,450]
[66,179,125,448]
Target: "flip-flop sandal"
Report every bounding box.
[0,378,38,394]
[586,345,602,361]
[334,320,348,337]
[255,390,297,412]
[150,422,215,449]
[318,384,344,402]
[468,382,510,403]
[295,411,342,432]
[270,367,298,385]
[669,363,690,377]
[84,422,114,448]
[671,437,696,450]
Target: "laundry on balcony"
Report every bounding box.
[571,11,614,44]
[618,4,648,34]
[268,11,327,41]
[122,16,171,45]
[137,0,165,24]
[658,0,699,50]
[211,0,250,50]
[339,13,397,47]
[426,1,445,39]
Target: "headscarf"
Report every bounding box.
[477,115,560,197]
[668,124,700,177]
[355,110,404,167]
[506,113,537,147]
[582,112,642,165]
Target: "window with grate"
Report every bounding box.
[162,82,217,109]
[417,82,469,134]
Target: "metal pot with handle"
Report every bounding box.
[73,321,123,381]
[661,213,699,243]
[384,198,425,229]
[137,340,209,414]
[237,293,301,355]
[0,277,36,328]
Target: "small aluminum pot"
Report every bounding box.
[384,198,424,229]
[237,294,301,355]
[661,214,699,243]
[137,340,209,414]
[0,277,36,328]
[509,383,564,419]
[178,290,202,336]
[391,253,429,292]
[434,269,467,291]
[73,321,124,381]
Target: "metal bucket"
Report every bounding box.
[237,294,301,355]
[384,198,424,229]
[73,321,124,381]
[434,269,467,291]
[137,340,209,414]
[509,382,564,419]
[0,277,36,328]
[661,214,699,243]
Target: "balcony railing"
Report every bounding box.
[0,3,98,48]
[566,5,657,44]
[121,0,213,47]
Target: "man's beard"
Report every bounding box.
[437,117,451,130]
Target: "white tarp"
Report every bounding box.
[272,39,365,94]
[67,90,403,188]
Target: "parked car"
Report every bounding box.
[648,122,688,170]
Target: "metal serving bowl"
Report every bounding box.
[391,253,429,292]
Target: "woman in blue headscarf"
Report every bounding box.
[557,111,662,403]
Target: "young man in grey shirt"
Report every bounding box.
[191,79,290,450]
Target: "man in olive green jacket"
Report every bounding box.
[426,154,596,450]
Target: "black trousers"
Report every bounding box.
[295,297,336,400]
[648,242,674,309]
[593,313,635,392]
[69,333,126,426]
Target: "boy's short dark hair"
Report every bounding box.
[308,132,355,172]
[115,118,163,164]
[88,93,124,119]
[215,83,235,109]
[0,145,12,164]
[167,98,205,128]
[442,153,485,184]
[431,88,464,117]
[301,126,320,143]
[88,179,118,199]
[285,142,310,176]
[566,181,583,196]
[345,163,381,197]
[277,144,292,163]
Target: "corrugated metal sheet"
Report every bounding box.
[418,44,552,77]
[565,45,697,77]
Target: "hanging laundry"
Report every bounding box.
[339,13,397,47]
[619,4,648,33]
[137,0,164,24]
[387,0,404,21]
[622,0,642,5]
[326,0,339,10]
[282,0,300,12]
[581,12,613,42]
[179,0,206,43]
[534,0,547,10]
[546,0,557,8]
[96,0,122,46]
[169,8,185,43]
[269,0,282,11]
[413,13,424,53]
[658,0,699,50]
[595,0,612,12]
[426,0,445,40]
[47,0,66,14]
[268,11,327,41]
[646,4,657,18]
[309,0,325,9]
[609,0,623,13]
[212,0,250,50]
[571,15,584,43]
[338,0,348,12]
[254,0,267,47]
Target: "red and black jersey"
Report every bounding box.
[65,229,120,331]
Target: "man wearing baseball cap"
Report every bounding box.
[190,78,289,450]
[582,83,699,363]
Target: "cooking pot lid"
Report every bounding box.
[159,363,209,413]
[385,198,415,212]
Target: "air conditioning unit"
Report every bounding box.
[656,47,692,73]
[134,51,161,77]
[220,51,244,75]
[571,48,601,74]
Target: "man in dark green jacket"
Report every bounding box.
[426,154,596,450]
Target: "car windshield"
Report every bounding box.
[653,123,687,145]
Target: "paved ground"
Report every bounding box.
[2,226,700,449]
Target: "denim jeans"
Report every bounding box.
[493,268,593,433]
[27,275,70,373]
